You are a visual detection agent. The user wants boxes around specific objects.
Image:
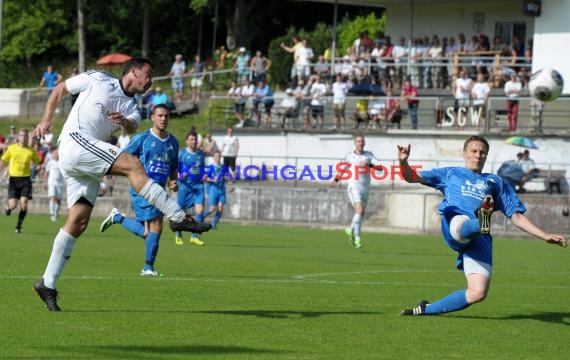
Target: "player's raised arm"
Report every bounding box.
[397,144,423,183]
[510,212,567,248]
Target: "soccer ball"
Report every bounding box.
[528,68,564,102]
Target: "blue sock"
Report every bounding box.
[120,217,145,238]
[425,289,470,315]
[203,209,212,218]
[459,219,480,239]
[144,232,160,270]
[213,211,222,228]
[192,214,204,238]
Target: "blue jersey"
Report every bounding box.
[420,167,526,219]
[124,130,179,221]
[178,148,206,188]
[206,163,226,192]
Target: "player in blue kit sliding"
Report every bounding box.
[100,104,202,275]
[397,135,567,316]
[176,130,207,245]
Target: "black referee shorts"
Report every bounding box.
[8,176,33,200]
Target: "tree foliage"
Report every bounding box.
[338,12,386,55]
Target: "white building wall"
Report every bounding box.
[386,0,533,43]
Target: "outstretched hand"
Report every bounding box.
[397,144,411,162]
[544,234,568,248]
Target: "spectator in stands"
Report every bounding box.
[275,88,298,128]
[452,68,473,126]
[38,65,63,96]
[228,80,245,127]
[6,125,17,145]
[385,90,402,129]
[313,54,331,82]
[424,35,443,89]
[351,30,373,57]
[203,132,220,164]
[392,36,408,88]
[151,87,169,107]
[188,55,206,104]
[409,38,424,88]
[221,127,239,180]
[233,47,251,82]
[296,40,314,84]
[401,78,419,129]
[252,80,274,128]
[457,33,467,53]
[368,98,385,129]
[309,74,327,129]
[280,35,303,86]
[352,98,369,129]
[168,54,186,102]
[518,149,539,190]
[504,73,522,132]
[471,73,490,129]
[338,55,354,81]
[530,97,544,133]
[250,50,272,84]
[239,78,255,125]
[331,74,348,130]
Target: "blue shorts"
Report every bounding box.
[207,187,226,206]
[441,206,493,271]
[177,183,205,209]
[130,192,162,222]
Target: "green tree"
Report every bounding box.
[1,0,75,66]
[338,13,386,56]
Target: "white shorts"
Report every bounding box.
[347,185,368,207]
[47,183,63,199]
[191,78,203,88]
[58,132,122,208]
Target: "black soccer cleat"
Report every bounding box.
[401,299,430,316]
[169,216,212,234]
[34,278,61,312]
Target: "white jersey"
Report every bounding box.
[341,150,382,191]
[63,70,141,141]
[45,158,63,187]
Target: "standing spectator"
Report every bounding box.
[38,65,63,96]
[385,90,402,129]
[6,125,17,145]
[392,37,408,88]
[233,47,251,81]
[452,68,473,124]
[100,104,180,275]
[250,50,272,84]
[504,73,522,132]
[228,80,245,127]
[330,134,382,249]
[203,132,220,164]
[424,36,443,89]
[0,128,41,233]
[309,74,327,129]
[168,54,186,102]
[401,78,419,129]
[42,148,63,222]
[176,130,207,246]
[331,74,348,130]
[297,40,314,83]
[280,35,303,86]
[471,73,490,129]
[188,55,206,104]
[530,97,544,133]
[239,78,255,125]
[221,127,239,180]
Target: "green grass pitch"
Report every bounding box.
[1,214,568,359]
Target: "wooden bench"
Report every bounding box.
[527,169,566,194]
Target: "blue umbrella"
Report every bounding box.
[505,136,538,149]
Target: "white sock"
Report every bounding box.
[43,229,77,289]
[138,179,185,222]
[352,213,362,237]
[49,200,55,216]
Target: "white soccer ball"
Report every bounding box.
[528,68,564,102]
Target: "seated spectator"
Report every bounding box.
[497,154,525,190]
[519,149,540,191]
[368,99,386,129]
[313,55,331,82]
[352,98,369,129]
[275,89,298,128]
[252,80,274,128]
[228,80,245,127]
[152,87,169,107]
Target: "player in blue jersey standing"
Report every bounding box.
[100,104,179,276]
[397,135,567,316]
[176,130,207,245]
[203,151,227,230]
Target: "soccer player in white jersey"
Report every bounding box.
[32,58,211,312]
[331,134,382,249]
[397,135,566,316]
